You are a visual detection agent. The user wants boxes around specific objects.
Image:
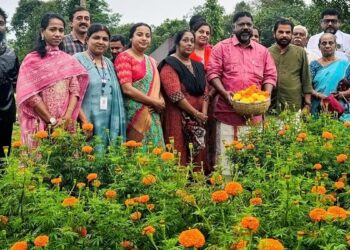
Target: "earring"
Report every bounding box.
[41,35,44,41]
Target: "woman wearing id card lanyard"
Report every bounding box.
[115,23,165,146]
[75,24,126,149]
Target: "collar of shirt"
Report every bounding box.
[70,32,86,44]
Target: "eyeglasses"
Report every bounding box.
[322,19,339,24]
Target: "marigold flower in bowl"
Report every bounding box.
[334,181,345,190]
[258,238,284,250]
[12,140,22,148]
[161,152,175,161]
[142,174,157,185]
[250,197,263,206]
[62,196,79,207]
[51,177,62,185]
[336,154,348,163]
[142,225,156,235]
[313,163,322,170]
[105,190,117,200]
[178,228,206,248]
[134,195,150,203]
[327,206,348,220]
[82,145,93,154]
[211,190,229,203]
[34,235,49,247]
[309,208,327,222]
[240,216,260,231]
[82,122,94,132]
[152,147,162,155]
[311,185,326,195]
[225,181,243,196]
[322,131,334,140]
[86,173,98,182]
[231,240,248,250]
[130,211,142,221]
[10,241,27,250]
[35,130,48,139]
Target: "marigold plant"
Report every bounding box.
[62,196,79,207]
[86,173,98,182]
[327,206,348,220]
[152,147,162,155]
[76,182,86,189]
[142,225,156,235]
[178,228,206,248]
[51,177,62,185]
[134,195,150,204]
[322,131,334,140]
[211,190,229,203]
[120,240,132,248]
[258,238,284,250]
[336,154,348,163]
[0,215,9,225]
[105,190,117,200]
[246,143,255,150]
[225,181,243,196]
[10,241,27,250]
[250,197,263,206]
[130,211,142,221]
[313,163,322,170]
[142,174,157,185]
[309,208,327,222]
[35,130,48,139]
[161,152,175,161]
[34,235,49,247]
[230,240,248,250]
[334,181,345,190]
[12,140,22,148]
[124,140,138,148]
[82,122,94,132]
[240,216,260,231]
[209,175,223,185]
[82,145,93,154]
[51,130,60,138]
[311,185,327,195]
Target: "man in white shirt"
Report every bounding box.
[307,8,350,60]
[292,25,319,63]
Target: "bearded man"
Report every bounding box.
[268,18,312,112]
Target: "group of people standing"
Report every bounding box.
[1,6,350,174]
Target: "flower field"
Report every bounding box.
[1,112,350,249]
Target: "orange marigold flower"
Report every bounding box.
[105,190,117,200]
[240,216,260,231]
[322,131,334,140]
[76,182,86,189]
[82,122,94,132]
[152,147,162,155]
[51,177,62,185]
[234,142,244,150]
[142,174,157,185]
[246,143,255,150]
[309,208,327,222]
[10,241,27,250]
[225,181,243,196]
[51,130,60,138]
[125,198,136,207]
[327,206,348,220]
[258,239,284,250]
[12,140,22,148]
[62,196,79,207]
[336,154,348,163]
[209,175,223,185]
[178,228,206,248]
[0,215,9,224]
[344,122,350,128]
[250,197,263,206]
[277,129,286,136]
[296,137,303,142]
[313,163,322,170]
[82,145,93,154]
[231,240,248,250]
[142,225,156,235]
[130,211,142,221]
[334,181,345,190]
[161,152,175,161]
[34,235,49,247]
[211,190,229,203]
[147,203,155,211]
[35,130,48,139]
[321,194,336,203]
[86,173,98,182]
[298,132,307,139]
[120,240,133,248]
[125,140,138,148]
[311,185,327,195]
[134,195,150,204]
[80,226,87,237]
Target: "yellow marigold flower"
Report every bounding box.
[142,174,156,185]
[87,155,96,162]
[134,195,150,204]
[182,194,196,205]
[130,211,142,221]
[178,228,206,248]
[34,235,49,247]
[313,163,322,170]
[142,225,156,235]
[147,203,155,211]
[230,240,248,250]
[51,130,60,138]
[327,206,348,220]
[211,190,229,203]
[12,140,22,148]
[51,177,62,185]
[62,196,79,207]
[10,241,27,250]
[240,216,260,231]
[86,173,98,182]
[0,215,8,225]
[92,180,101,188]
[138,157,149,165]
[309,208,327,222]
[311,185,327,195]
[82,145,93,154]
[76,182,86,189]
[322,131,334,140]
[258,239,284,250]
[246,143,255,150]
[250,197,263,206]
[82,122,94,132]
[120,240,133,248]
[225,181,243,196]
[161,152,175,161]
[336,154,348,163]
[125,198,136,207]
[105,190,117,200]
[152,147,162,155]
[335,181,345,190]
[176,189,188,197]
[35,130,48,139]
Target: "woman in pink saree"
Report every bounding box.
[17,13,89,146]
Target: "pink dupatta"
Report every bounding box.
[17,47,89,144]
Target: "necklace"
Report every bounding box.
[87,51,107,87]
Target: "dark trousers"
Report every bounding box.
[0,119,14,158]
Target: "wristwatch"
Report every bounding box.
[49,117,57,126]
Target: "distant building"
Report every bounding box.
[150,37,174,62]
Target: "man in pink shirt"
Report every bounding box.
[206,11,277,175]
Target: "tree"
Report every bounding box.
[202,0,225,44]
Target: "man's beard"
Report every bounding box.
[0,31,5,42]
[276,37,291,48]
[324,28,337,34]
[236,30,252,44]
